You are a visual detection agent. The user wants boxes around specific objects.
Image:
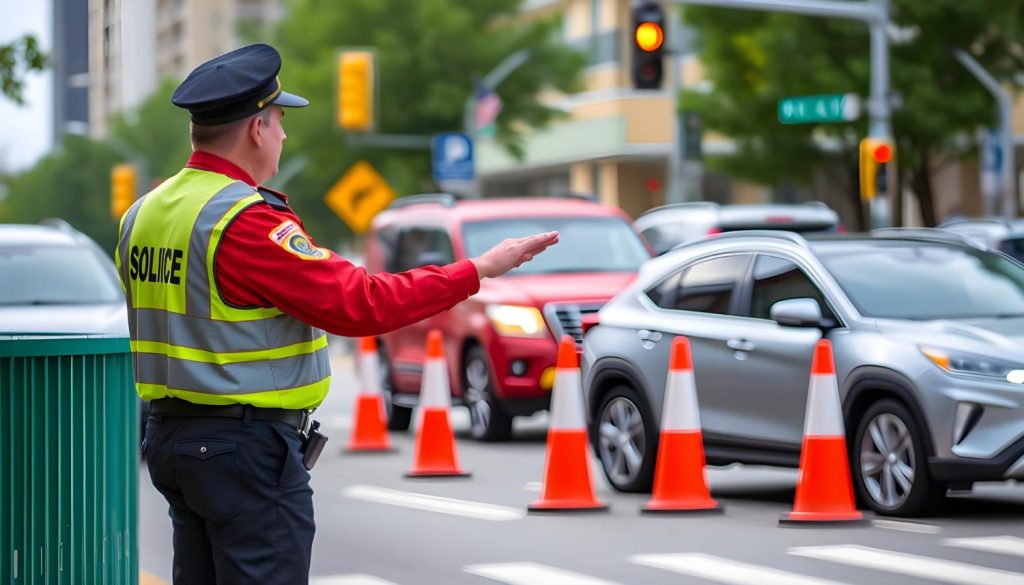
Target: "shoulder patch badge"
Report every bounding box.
[268,220,330,260]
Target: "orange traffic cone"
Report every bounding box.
[344,337,396,453]
[781,339,864,524]
[405,330,470,478]
[528,336,608,512]
[643,336,722,514]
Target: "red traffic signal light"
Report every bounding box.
[635,22,664,52]
[872,143,893,164]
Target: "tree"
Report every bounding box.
[0,34,47,104]
[682,1,1024,226]
[1,134,122,252]
[269,0,585,242]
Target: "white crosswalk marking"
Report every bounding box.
[790,544,1024,585]
[464,562,621,585]
[342,485,525,521]
[871,519,943,534]
[944,536,1024,558]
[630,553,851,585]
[310,575,398,585]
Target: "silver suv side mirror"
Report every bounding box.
[770,298,823,327]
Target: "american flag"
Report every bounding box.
[475,84,503,131]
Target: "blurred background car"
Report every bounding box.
[583,228,1024,516]
[936,217,1024,263]
[0,219,138,429]
[0,219,127,335]
[366,193,651,441]
[635,201,842,255]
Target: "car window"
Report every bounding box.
[814,240,1024,319]
[462,216,649,275]
[0,245,122,305]
[645,271,682,308]
[998,237,1024,264]
[641,225,684,256]
[748,255,835,321]
[672,254,751,315]
[391,228,454,272]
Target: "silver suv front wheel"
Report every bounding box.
[852,398,944,516]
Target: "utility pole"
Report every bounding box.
[665,1,686,204]
[667,0,893,225]
[954,48,1016,219]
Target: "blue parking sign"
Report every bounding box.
[432,133,475,182]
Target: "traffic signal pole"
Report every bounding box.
[953,48,1017,220]
[666,0,893,225]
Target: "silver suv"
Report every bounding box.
[635,201,840,255]
[583,229,1024,516]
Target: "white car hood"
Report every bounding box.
[0,302,129,336]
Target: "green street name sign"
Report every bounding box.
[778,93,861,125]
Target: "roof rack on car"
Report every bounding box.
[639,201,718,217]
[870,227,982,248]
[553,192,598,202]
[39,218,76,232]
[386,193,459,210]
[668,230,810,252]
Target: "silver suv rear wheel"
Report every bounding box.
[595,385,656,492]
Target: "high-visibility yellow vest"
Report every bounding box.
[115,168,331,409]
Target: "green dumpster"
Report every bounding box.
[1,335,138,585]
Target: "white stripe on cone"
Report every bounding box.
[358,352,381,394]
[661,370,701,431]
[419,357,451,409]
[803,373,845,437]
[549,369,586,430]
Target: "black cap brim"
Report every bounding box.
[273,90,309,108]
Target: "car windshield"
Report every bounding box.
[462,216,650,275]
[813,240,1024,319]
[0,245,123,305]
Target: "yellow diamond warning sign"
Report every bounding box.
[324,160,396,234]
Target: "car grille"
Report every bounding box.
[543,303,603,346]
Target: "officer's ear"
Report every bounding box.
[248,113,264,147]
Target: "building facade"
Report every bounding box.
[52,0,91,141]
[480,0,1024,224]
[87,0,282,138]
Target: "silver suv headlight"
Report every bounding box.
[920,346,1024,383]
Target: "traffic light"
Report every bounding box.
[337,50,375,132]
[632,2,666,90]
[111,163,137,219]
[859,137,894,201]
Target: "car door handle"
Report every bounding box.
[726,339,755,352]
[637,330,663,343]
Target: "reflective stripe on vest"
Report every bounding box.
[116,168,331,409]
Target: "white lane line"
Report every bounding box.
[630,553,851,585]
[311,576,398,585]
[871,519,943,534]
[342,485,525,522]
[944,536,1024,557]
[789,545,1024,585]
[464,562,621,585]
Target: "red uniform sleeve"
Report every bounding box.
[215,203,480,336]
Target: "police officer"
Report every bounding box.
[116,44,558,585]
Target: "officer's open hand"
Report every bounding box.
[471,231,559,279]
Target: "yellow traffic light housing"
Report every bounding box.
[859,137,894,201]
[111,163,137,219]
[337,50,375,132]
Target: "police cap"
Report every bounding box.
[172,43,309,125]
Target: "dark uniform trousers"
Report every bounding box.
[143,412,315,584]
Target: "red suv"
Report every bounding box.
[366,194,651,440]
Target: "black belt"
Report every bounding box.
[150,398,311,433]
